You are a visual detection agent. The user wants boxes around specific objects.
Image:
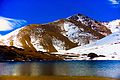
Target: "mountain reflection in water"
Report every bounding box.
[0,61,120,79]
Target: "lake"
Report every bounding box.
[0,60,120,79]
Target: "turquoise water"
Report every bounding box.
[0,61,120,78]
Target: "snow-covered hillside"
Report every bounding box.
[54,19,120,60]
[103,19,120,33]
[58,31,120,60]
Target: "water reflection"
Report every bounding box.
[13,62,56,76]
[0,61,120,78]
[0,63,15,75]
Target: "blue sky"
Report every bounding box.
[0,0,120,35]
[0,0,120,23]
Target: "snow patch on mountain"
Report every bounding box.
[64,22,83,44]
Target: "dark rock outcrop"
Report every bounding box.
[0,45,63,61]
[88,53,99,59]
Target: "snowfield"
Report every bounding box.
[55,19,120,60]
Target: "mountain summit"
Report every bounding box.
[0,14,111,52]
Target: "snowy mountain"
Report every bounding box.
[53,19,120,60]
[57,31,120,60]
[102,19,120,33]
[0,14,120,60]
[68,14,111,36]
[0,14,111,52]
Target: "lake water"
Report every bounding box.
[0,60,120,79]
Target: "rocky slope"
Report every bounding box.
[0,14,111,52]
[0,45,63,61]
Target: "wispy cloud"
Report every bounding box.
[0,16,27,31]
[109,0,120,4]
[0,19,13,31]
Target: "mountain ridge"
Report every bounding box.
[0,14,112,52]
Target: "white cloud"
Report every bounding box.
[109,0,120,4]
[0,19,13,31]
[0,16,27,31]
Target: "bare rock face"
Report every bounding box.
[0,14,111,52]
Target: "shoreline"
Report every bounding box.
[0,76,119,80]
